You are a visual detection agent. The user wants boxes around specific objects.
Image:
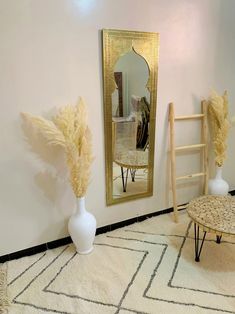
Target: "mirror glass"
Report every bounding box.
[102,29,159,205]
[112,50,150,199]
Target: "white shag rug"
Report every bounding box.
[5,211,235,314]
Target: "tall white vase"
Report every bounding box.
[68,197,96,254]
[208,166,229,195]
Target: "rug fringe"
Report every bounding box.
[0,266,9,314]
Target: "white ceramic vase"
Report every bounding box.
[208,166,229,195]
[68,197,96,254]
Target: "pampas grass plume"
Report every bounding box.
[208,90,230,167]
[22,98,93,198]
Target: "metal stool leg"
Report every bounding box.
[194,223,207,262]
[121,167,129,192]
[121,167,125,191]
[216,235,222,244]
[130,169,136,182]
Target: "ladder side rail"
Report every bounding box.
[169,103,178,222]
[201,100,209,194]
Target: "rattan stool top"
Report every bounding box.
[187,195,235,237]
[114,150,148,169]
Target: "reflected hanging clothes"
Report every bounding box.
[136,97,150,150]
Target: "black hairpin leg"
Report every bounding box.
[121,167,129,192]
[216,235,222,244]
[130,169,136,182]
[194,223,207,262]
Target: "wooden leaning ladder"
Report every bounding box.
[169,101,209,222]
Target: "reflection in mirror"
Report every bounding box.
[102,29,159,205]
[112,50,150,199]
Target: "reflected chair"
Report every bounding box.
[112,121,148,192]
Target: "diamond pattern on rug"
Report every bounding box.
[6,212,235,314]
[171,235,235,296]
[45,244,146,306]
[8,252,46,286]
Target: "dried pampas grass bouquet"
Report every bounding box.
[22,98,93,198]
[207,90,230,167]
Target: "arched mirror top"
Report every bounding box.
[114,49,150,94]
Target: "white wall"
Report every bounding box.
[0,0,234,256]
[213,0,235,189]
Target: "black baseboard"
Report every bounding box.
[1,191,234,263]
[0,206,175,263]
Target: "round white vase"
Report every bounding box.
[68,197,96,254]
[208,166,229,195]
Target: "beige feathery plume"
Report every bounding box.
[208,90,230,167]
[21,113,66,147]
[22,98,93,198]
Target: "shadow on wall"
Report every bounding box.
[21,113,75,216]
[29,219,70,248]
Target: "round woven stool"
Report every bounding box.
[187,195,235,262]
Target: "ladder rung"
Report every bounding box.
[176,172,205,181]
[175,143,206,151]
[177,204,188,210]
[175,114,204,120]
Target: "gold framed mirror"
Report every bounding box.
[102,29,159,205]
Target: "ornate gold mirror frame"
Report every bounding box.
[102,29,159,205]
